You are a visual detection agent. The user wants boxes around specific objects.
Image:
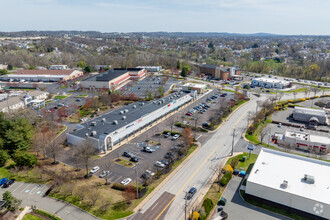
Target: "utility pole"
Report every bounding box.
[135,163,139,199]
[231,129,235,156]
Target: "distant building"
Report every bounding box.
[1,69,83,82]
[49,65,69,70]
[0,90,49,113]
[273,130,329,153]
[251,77,291,89]
[80,68,146,91]
[246,148,330,220]
[0,64,8,70]
[292,107,327,126]
[182,83,207,94]
[199,64,237,80]
[137,66,162,72]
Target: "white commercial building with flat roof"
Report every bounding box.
[246,148,330,220]
[293,106,327,126]
[252,77,291,89]
[274,130,329,153]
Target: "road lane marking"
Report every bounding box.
[12,182,24,193]
[21,183,31,193]
[196,135,202,140]
[155,146,218,220]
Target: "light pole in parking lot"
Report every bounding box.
[134,163,139,199]
[231,129,236,156]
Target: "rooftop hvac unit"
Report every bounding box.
[85,133,89,137]
[113,120,118,125]
[140,102,144,106]
[101,118,106,122]
[120,111,124,115]
[133,105,136,108]
[124,109,129,113]
[280,180,288,189]
[91,131,97,136]
[303,174,315,184]
[122,116,126,120]
[91,121,97,126]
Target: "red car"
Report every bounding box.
[185,112,192,116]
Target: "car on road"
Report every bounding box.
[154,161,165,168]
[2,179,15,188]
[90,166,100,174]
[218,197,227,206]
[75,98,81,102]
[99,170,110,178]
[186,187,197,200]
[121,178,132,185]
[143,146,152,153]
[0,178,8,186]
[130,156,139,162]
[123,151,134,158]
[277,123,282,128]
[164,132,171,138]
[172,134,180,140]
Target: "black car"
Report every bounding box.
[164,152,174,159]
[123,151,134,158]
[3,179,15,188]
[186,187,197,200]
[130,156,139,162]
[164,132,171,138]
[160,160,169,166]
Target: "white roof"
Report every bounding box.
[285,130,329,145]
[254,77,289,84]
[183,83,206,88]
[293,106,326,117]
[248,148,330,205]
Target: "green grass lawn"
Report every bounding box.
[0,166,47,184]
[113,158,135,168]
[76,94,88,98]
[54,95,69,99]
[22,214,43,220]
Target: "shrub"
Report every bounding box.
[34,209,61,220]
[112,183,142,192]
[202,198,214,216]
[220,172,232,186]
[12,151,37,167]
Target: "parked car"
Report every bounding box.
[154,161,165,168]
[277,123,282,128]
[143,146,153,153]
[172,134,180,140]
[121,178,132,185]
[0,178,8,186]
[90,166,100,174]
[2,179,15,188]
[99,170,110,178]
[218,197,227,206]
[146,170,155,176]
[186,187,197,200]
[130,156,139,162]
[164,132,171,138]
[160,160,169,166]
[75,98,81,102]
[164,152,175,159]
[123,151,134,158]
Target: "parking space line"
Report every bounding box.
[21,183,32,193]
[111,176,122,183]
[12,182,25,193]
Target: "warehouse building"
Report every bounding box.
[246,148,330,220]
[293,107,327,126]
[67,91,194,152]
[0,69,83,82]
[80,68,146,91]
[251,77,291,89]
[137,66,162,72]
[273,130,329,153]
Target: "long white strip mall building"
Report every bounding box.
[67,91,194,152]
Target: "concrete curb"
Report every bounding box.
[133,142,202,213]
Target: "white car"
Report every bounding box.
[155,161,165,168]
[121,178,132,185]
[172,134,180,140]
[146,170,155,176]
[90,166,100,174]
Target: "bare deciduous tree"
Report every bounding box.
[78,140,97,178]
[88,189,100,206]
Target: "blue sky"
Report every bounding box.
[0,0,329,35]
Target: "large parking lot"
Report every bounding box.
[77,89,237,185]
[121,76,176,98]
